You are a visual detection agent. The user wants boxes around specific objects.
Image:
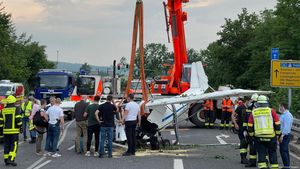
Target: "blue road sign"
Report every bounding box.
[271,48,279,60]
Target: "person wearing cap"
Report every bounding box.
[245,93,259,167]
[248,95,281,169]
[0,95,22,166]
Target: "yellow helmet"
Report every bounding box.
[257,95,268,104]
[251,93,259,101]
[6,95,17,104]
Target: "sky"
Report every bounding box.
[2,0,277,66]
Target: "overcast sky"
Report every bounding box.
[3,0,277,66]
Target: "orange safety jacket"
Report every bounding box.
[203,100,213,111]
[222,99,233,112]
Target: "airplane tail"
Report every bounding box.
[186,61,208,94]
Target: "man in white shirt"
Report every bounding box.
[121,94,141,156]
[44,99,64,158]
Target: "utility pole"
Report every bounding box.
[56,50,59,68]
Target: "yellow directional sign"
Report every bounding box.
[271,60,300,87]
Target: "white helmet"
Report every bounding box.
[251,93,259,102]
[257,95,268,104]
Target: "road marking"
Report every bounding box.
[26,157,46,169]
[67,145,75,150]
[290,151,300,161]
[216,134,229,144]
[33,160,52,169]
[113,142,128,149]
[174,159,184,169]
[58,120,74,147]
[170,131,175,135]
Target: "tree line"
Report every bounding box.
[0,3,54,92]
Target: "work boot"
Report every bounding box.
[7,159,17,167]
[245,162,256,167]
[4,159,9,166]
[241,158,248,164]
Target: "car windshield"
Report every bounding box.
[77,77,95,95]
[39,75,68,89]
[0,86,12,96]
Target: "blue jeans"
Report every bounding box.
[22,117,36,139]
[45,123,60,153]
[99,127,113,156]
[280,134,291,168]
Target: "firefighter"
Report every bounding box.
[231,98,248,164]
[0,95,22,166]
[220,96,234,130]
[203,99,214,128]
[245,93,258,167]
[248,95,281,169]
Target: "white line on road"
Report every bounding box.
[58,120,74,147]
[67,145,75,150]
[174,159,184,169]
[290,151,300,161]
[170,131,175,135]
[216,134,229,144]
[26,157,46,169]
[33,160,52,169]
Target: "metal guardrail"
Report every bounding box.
[291,118,300,144]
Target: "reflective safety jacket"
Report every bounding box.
[21,101,32,117]
[248,107,281,138]
[0,105,22,134]
[222,99,233,112]
[203,100,214,111]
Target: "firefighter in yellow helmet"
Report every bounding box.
[0,95,22,166]
[248,95,281,169]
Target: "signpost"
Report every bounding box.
[271,48,279,60]
[271,60,300,87]
[271,60,300,108]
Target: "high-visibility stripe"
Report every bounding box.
[209,123,214,126]
[205,123,209,126]
[243,123,248,127]
[4,154,9,159]
[249,132,254,136]
[249,155,257,159]
[275,131,281,135]
[240,149,247,153]
[11,141,17,160]
[270,164,279,169]
[258,162,267,168]
[220,124,225,127]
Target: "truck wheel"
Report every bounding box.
[188,103,205,128]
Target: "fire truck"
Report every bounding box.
[0,80,25,104]
[151,0,191,95]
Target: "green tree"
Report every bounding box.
[79,62,91,74]
[135,43,172,79]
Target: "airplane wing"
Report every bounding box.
[146,89,274,107]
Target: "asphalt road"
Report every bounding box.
[1,120,299,169]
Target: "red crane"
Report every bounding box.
[151,0,190,95]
